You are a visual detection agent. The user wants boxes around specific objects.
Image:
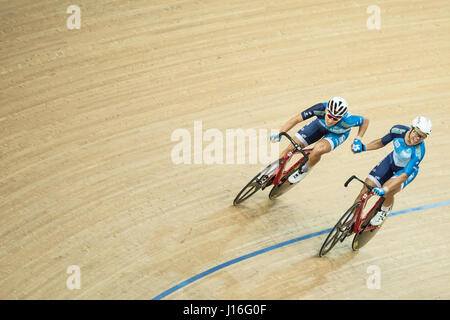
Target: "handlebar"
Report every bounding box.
[344,175,375,191]
[278,132,309,161]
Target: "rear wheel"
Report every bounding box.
[319,201,361,257]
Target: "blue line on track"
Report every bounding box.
[152,200,450,300]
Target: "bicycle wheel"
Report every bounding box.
[233,159,280,206]
[352,198,384,250]
[319,201,361,257]
[268,180,295,199]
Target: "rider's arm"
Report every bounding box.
[355,117,369,139]
[279,103,325,133]
[364,138,385,151]
[382,172,408,194]
[349,115,369,153]
[364,125,399,151]
[384,144,425,192]
[279,113,304,133]
[403,143,425,176]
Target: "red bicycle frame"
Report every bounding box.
[352,191,384,233]
[344,175,385,234]
[266,132,311,187]
[270,148,312,186]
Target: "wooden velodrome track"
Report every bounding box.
[1,0,449,300]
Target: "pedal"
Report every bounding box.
[261,176,275,190]
[339,234,348,242]
[338,222,354,242]
[258,175,269,187]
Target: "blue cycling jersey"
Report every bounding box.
[301,103,364,134]
[380,125,426,176]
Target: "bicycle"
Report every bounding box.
[318,175,385,257]
[233,132,311,205]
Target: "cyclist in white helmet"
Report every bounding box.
[352,116,432,226]
[270,97,370,184]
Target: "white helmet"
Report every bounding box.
[327,96,348,118]
[412,116,432,135]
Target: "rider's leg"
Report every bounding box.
[381,176,405,207]
[363,155,396,226]
[305,138,332,168]
[370,173,410,226]
[304,130,350,172]
[288,138,332,184]
[370,179,401,226]
[301,129,350,173]
[289,129,351,184]
[278,119,326,180]
[365,155,395,200]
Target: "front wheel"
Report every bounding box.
[233,159,280,205]
[319,201,361,257]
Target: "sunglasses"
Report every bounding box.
[412,128,427,139]
[326,113,341,121]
